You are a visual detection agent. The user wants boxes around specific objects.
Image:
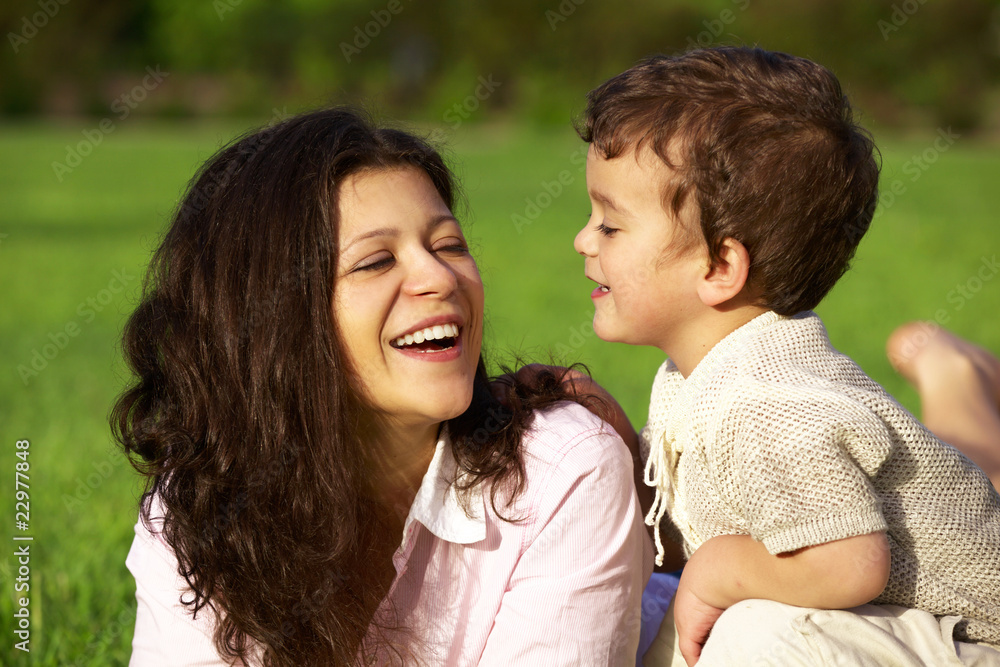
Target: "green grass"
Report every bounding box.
[1,119,999,665]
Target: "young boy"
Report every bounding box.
[573,47,1000,665]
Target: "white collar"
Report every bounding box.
[403,427,486,545]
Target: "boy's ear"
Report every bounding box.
[697,237,751,307]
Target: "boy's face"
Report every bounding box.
[574,145,708,353]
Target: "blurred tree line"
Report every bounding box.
[2,0,998,130]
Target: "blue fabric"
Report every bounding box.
[636,571,681,665]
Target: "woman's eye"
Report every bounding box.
[596,222,618,237]
[354,255,394,272]
[434,239,469,254]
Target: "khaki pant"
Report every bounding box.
[644,598,1000,666]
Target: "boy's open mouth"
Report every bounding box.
[598,284,610,292]
[390,323,459,352]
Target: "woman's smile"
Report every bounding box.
[389,318,463,356]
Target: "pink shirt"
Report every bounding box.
[126,402,653,665]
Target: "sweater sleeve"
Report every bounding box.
[716,384,892,555]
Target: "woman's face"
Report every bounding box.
[334,166,484,432]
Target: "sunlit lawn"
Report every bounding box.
[1,118,998,664]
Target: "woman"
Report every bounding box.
[112,108,652,665]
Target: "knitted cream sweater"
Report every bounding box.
[641,311,1000,645]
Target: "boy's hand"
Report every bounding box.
[491,364,638,447]
[673,548,727,665]
[671,531,891,665]
[491,364,687,570]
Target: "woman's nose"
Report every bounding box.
[403,250,459,297]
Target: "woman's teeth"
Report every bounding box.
[393,323,460,349]
[599,284,610,292]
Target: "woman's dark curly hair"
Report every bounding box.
[111,107,574,665]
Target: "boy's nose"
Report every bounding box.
[574,222,597,257]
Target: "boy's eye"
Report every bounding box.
[596,223,619,237]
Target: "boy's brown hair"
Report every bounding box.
[579,46,880,315]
